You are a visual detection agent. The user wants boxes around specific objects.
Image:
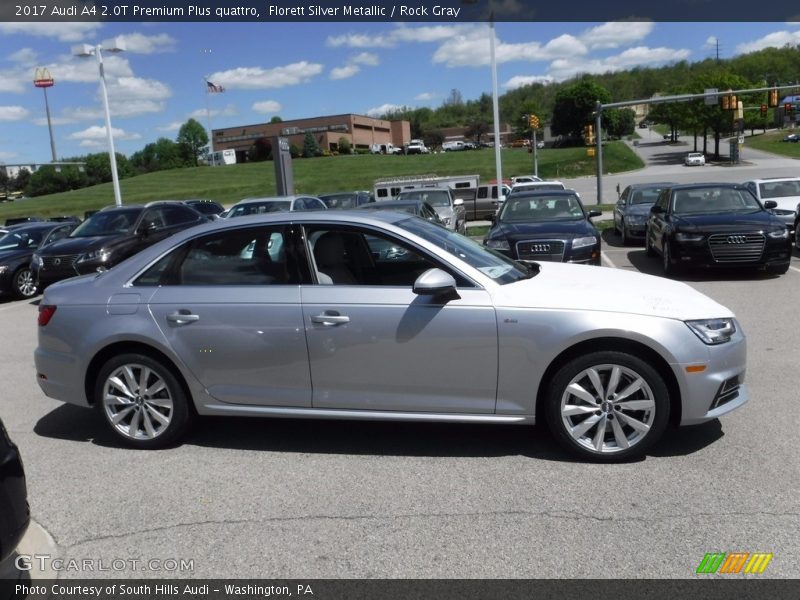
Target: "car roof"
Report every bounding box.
[625,182,676,189]
[665,182,744,191]
[235,195,313,204]
[363,200,424,207]
[0,221,65,233]
[746,177,800,183]
[507,189,578,197]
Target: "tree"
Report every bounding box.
[176,118,209,167]
[337,136,352,155]
[465,119,490,145]
[604,108,636,138]
[443,88,463,107]
[422,130,444,150]
[551,79,612,140]
[302,132,319,158]
[269,116,283,123]
[248,138,272,162]
[12,168,31,192]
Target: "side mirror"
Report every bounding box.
[763,200,777,209]
[453,198,464,206]
[587,210,601,218]
[650,205,665,214]
[413,268,457,296]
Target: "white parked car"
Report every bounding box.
[685,152,706,166]
[743,177,800,248]
[405,139,429,155]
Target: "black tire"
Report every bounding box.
[620,222,628,246]
[94,353,194,449]
[662,239,678,276]
[613,218,620,236]
[794,224,800,253]
[544,350,670,462]
[767,263,790,275]
[12,267,37,299]
[644,228,656,257]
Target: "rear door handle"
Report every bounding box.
[311,312,350,326]
[167,312,200,325]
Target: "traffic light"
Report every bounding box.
[760,104,768,116]
[769,88,779,107]
[785,102,793,115]
[584,124,594,145]
[720,93,737,110]
[529,114,539,129]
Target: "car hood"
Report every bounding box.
[490,220,595,238]
[36,235,120,255]
[493,262,732,321]
[673,211,784,231]
[625,203,654,217]
[0,248,31,263]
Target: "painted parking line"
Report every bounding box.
[601,252,617,268]
[790,265,800,274]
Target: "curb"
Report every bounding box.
[0,519,60,581]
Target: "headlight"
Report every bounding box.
[686,318,737,345]
[768,228,789,239]
[675,232,704,242]
[485,239,510,251]
[32,253,42,267]
[441,217,451,226]
[0,266,7,275]
[77,250,111,264]
[572,236,597,249]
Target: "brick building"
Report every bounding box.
[212,114,411,161]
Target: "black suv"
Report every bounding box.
[0,417,29,565]
[32,202,208,288]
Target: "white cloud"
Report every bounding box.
[581,22,654,50]
[735,31,800,54]
[433,30,586,68]
[503,75,555,89]
[208,62,324,89]
[351,52,379,66]
[7,48,37,65]
[188,104,237,120]
[0,22,101,42]
[330,65,360,80]
[415,92,437,101]
[326,33,394,48]
[548,46,691,80]
[114,32,176,54]
[0,70,27,93]
[0,106,30,121]
[32,116,77,126]
[704,36,719,49]
[69,125,141,147]
[365,103,406,117]
[48,53,134,84]
[156,121,183,132]
[326,25,471,48]
[252,100,282,114]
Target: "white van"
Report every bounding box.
[442,140,465,152]
[210,149,236,166]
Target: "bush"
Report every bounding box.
[337,137,352,155]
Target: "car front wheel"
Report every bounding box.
[795,224,800,252]
[544,351,670,462]
[645,228,655,257]
[620,222,629,246]
[95,353,193,449]
[12,267,37,299]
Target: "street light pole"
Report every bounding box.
[73,38,125,207]
[489,12,503,193]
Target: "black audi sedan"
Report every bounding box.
[32,201,208,289]
[0,222,75,299]
[0,417,29,564]
[645,183,792,276]
[483,190,602,265]
[613,182,675,245]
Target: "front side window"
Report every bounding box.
[134,226,291,286]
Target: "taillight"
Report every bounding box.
[38,305,57,326]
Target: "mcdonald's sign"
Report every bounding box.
[696,552,773,574]
[33,67,54,88]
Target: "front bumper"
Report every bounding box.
[669,236,792,270]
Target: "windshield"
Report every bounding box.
[366,203,419,216]
[499,194,584,222]
[630,188,664,204]
[397,217,531,284]
[320,194,358,209]
[759,180,800,198]
[70,209,140,237]
[398,190,451,207]
[672,188,761,215]
[0,230,39,251]
[228,201,291,217]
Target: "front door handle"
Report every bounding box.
[311,312,350,326]
[167,311,200,325]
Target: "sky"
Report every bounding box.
[1,21,799,164]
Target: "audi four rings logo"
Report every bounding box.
[726,235,747,244]
[530,244,551,253]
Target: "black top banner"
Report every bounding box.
[1,0,798,22]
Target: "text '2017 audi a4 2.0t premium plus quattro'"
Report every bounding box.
[34,211,748,461]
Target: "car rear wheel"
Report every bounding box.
[12,267,37,299]
[95,353,193,449]
[544,351,670,462]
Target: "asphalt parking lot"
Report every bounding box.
[0,244,799,579]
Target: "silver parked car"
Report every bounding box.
[34,212,748,461]
[394,188,466,234]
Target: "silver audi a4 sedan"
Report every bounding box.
[34,211,748,461]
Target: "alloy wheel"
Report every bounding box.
[13,268,37,299]
[102,363,174,441]
[559,363,657,455]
